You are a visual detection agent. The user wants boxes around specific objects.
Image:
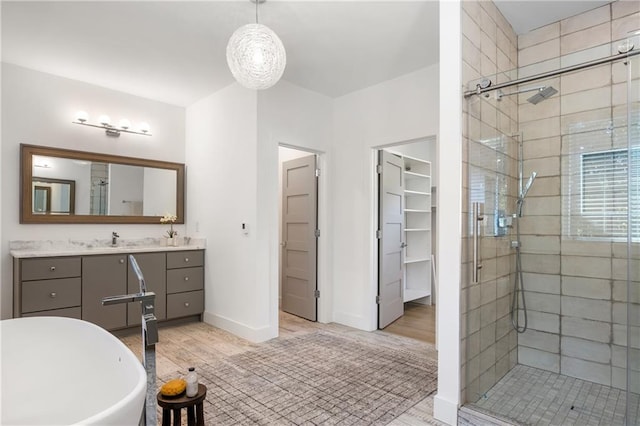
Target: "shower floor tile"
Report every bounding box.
[466,365,639,425]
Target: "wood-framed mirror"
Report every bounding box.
[21,144,185,224]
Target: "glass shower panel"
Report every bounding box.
[463,83,518,404]
[625,45,639,426]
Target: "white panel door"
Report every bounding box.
[281,155,318,321]
[378,150,405,328]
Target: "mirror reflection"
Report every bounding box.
[32,177,75,214]
[21,144,184,224]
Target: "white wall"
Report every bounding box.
[331,65,439,331]
[0,63,185,319]
[185,83,263,340]
[185,79,332,342]
[434,1,462,424]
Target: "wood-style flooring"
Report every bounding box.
[117,311,445,425]
[383,302,436,344]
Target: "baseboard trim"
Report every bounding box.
[203,311,277,343]
[433,394,459,425]
[333,311,375,331]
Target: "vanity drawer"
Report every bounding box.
[167,267,204,294]
[167,291,204,319]
[22,306,82,320]
[166,251,204,269]
[22,278,81,313]
[21,257,81,281]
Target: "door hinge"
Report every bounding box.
[315,229,321,238]
[314,290,320,298]
[376,164,382,174]
[375,295,381,304]
[315,168,321,177]
[376,230,382,239]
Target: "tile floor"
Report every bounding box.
[467,364,639,425]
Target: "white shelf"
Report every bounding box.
[405,257,431,264]
[404,190,429,196]
[404,228,430,232]
[404,288,431,303]
[404,171,430,180]
[404,209,430,213]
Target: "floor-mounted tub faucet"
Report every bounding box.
[111,231,120,247]
[102,255,157,426]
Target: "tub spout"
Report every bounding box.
[102,292,156,306]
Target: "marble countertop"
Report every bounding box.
[10,237,206,258]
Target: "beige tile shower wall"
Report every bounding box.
[461,0,519,404]
[517,1,640,391]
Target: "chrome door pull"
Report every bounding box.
[473,202,484,284]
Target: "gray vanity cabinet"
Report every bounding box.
[14,249,204,330]
[82,254,128,330]
[166,251,204,319]
[15,257,82,319]
[127,252,167,326]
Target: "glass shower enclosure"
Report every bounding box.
[462,35,639,425]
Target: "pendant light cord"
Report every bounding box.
[255,0,258,24]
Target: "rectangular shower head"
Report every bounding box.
[527,86,558,104]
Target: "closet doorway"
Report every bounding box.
[279,146,319,322]
[376,138,437,344]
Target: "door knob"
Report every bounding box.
[400,242,407,248]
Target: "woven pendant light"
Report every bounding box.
[226,1,286,90]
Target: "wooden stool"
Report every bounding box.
[157,384,207,426]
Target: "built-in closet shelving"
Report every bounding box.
[402,155,432,303]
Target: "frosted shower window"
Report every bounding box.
[564,147,639,239]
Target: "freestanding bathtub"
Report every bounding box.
[1,316,146,425]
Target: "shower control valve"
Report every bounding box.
[511,240,520,249]
[498,216,513,228]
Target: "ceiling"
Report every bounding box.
[494,1,611,35]
[1,1,439,106]
[1,1,615,107]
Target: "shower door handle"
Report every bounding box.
[472,202,484,284]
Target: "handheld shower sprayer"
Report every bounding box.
[516,171,537,218]
[521,171,537,199]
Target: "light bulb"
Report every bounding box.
[119,119,131,130]
[98,115,111,126]
[75,111,88,123]
[139,122,150,133]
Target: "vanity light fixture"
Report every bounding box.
[72,111,152,137]
[226,0,286,90]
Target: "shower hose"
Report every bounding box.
[511,207,528,333]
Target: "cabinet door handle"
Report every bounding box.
[184,258,189,263]
[119,259,125,264]
[49,292,57,298]
[184,276,189,281]
[50,266,56,272]
[184,302,190,307]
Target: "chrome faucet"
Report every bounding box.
[101,255,157,426]
[102,291,158,345]
[111,231,120,247]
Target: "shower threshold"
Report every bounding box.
[462,365,637,425]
